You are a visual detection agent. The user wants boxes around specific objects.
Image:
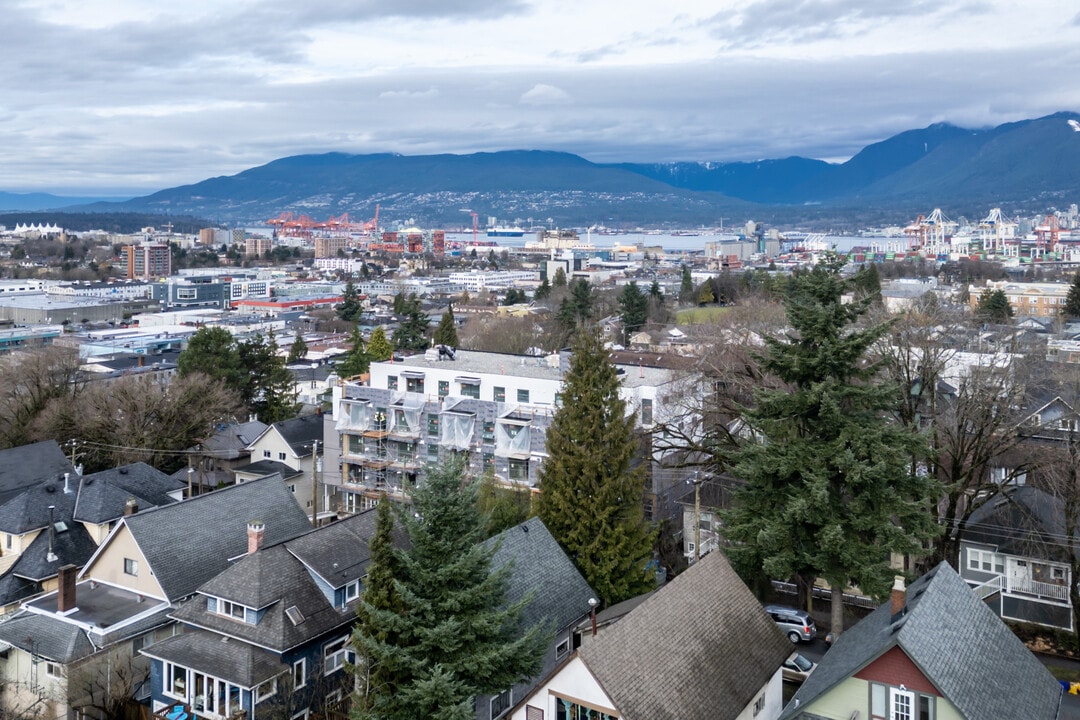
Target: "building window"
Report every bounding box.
[278,452,287,461]
[164,662,187,698]
[641,398,653,426]
[263,450,271,458]
[406,376,424,393]
[891,688,914,720]
[388,375,398,390]
[483,421,496,443]
[494,386,506,402]
[490,689,512,719]
[966,548,1003,574]
[517,389,530,403]
[324,636,353,675]
[461,382,480,399]
[870,683,934,720]
[555,637,570,660]
[753,694,766,716]
[293,658,306,689]
[438,380,449,398]
[4,533,11,550]
[255,678,277,703]
[45,662,61,679]
[508,458,529,482]
[554,697,616,720]
[344,581,360,603]
[427,413,440,436]
[124,558,138,576]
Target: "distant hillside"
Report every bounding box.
[0,191,131,212]
[32,112,1080,227]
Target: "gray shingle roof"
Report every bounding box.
[232,460,303,480]
[484,517,595,634]
[9,521,97,582]
[255,413,324,456]
[284,507,406,588]
[781,562,1062,720]
[0,440,76,506]
[579,550,792,720]
[196,420,269,459]
[0,610,95,662]
[141,629,286,689]
[73,462,185,525]
[0,476,78,534]
[963,486,1073,563]
[120,475,313,602]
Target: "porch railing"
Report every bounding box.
[1007,576,1069,602]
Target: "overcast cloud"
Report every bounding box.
[1,0,1078,194]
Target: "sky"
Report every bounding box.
[2,0,1079,195]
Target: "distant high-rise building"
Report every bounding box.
[199,228,216,246]
[122,243,171,280]
[314,236,346,259]
[246,236,272,258]
[232,228,247,246]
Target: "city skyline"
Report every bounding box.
[2,0,1079,195]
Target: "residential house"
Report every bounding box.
[234,413,327,522]
[0,475,312,719]
[0,463,184,613]
[675,476,736,563]
[959,485,1076,631]
[477,517,595,720]
[510,550,792,720]
[179,419,269,494]
[781,562,1062,720]
[143,508,399,719]
[0,440,76,506]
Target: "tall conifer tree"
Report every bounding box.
[722,255,938,638]
[538,327,655,605]
[433,306,459,347]
[368,326,393,362]
[1064,270,1080,319]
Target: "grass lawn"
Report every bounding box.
[676,306,731,324]
[1047,664,1080,683]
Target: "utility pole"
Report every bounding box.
[311,440,319,527]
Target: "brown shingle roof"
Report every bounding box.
[579,551,790,720]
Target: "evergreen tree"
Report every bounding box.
[697,281,715,305]
[393,294,431,351]
[337,325,371,378]
[534,278,552,301]
[351,458,548,720]
[368,326,394,362]
[648,279,662,300]
[618,282,648,341]
[393,292,406,315]
[679,264,693,303]
[239,330,298,423]
[853,263,883,305]
[556,278,593,334]
[721,255,939,638]
[433,306,459,347]
[286,334,308,364]
[338,278,362,321]
[538,327,656,605]
[552,267,567,288]
[177,326,245,394]
[1064,270,1080,319]
[977,288,1013,323]
[351,497,404,718]
[476,470,531,539]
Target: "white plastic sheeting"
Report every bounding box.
[390,392,425,436]
[439,397,475,451]
[336,400,370,431]
[495,419,531,458]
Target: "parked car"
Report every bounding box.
[781,652,817,683]
[764,604,817,643]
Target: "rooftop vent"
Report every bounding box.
[285,606,305,626]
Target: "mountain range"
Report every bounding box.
[8,112,1080,228]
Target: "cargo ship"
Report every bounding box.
[487,226,525,238]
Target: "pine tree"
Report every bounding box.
[538,327,656,606]
[338,278,362,322]
[433,306,459,347]
[351,458,548,720]
[1064,270,1080,319]
[977,288,1013,323]
[287,334,308,364]
[392,294,431,351]
[697,281,715,305]
[552,267,567,288]
[534,278,552,301]
[239,330,298,423]
[351,498,404,718]
[853,263,883,305]
[721,255,939,638]
[177,326,245,393]
[679,264,693,303]
[618,282,648,341]
[337,325,371,378]
[368,326,394,362]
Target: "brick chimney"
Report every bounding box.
[57,564,78,613]
[890,575,907,619]
[124,497,138,516]
[247,521,265,555]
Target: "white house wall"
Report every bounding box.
[510,655,619,720]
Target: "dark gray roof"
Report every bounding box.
[0,475,78,534]
[963,486,1073,563]
[170,544,354,653]
[232,460,303,480]
[781,562,1062,720]
[73,462,184,525]
[262,413,324,455]
[0,610,95,662]
[120,475,313,602]
[284,508,405,588]
[0,440,76,506]
[141,630,286,689]
[197,420,269,459]
[0,572,38,608]
[9,521,97,582]
[579,550,792,720]
[484,517,595,634]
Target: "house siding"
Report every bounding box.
[509,656,618,720]
[854,646,941,696]
[80,524,166,599]
[800,676,964,720]
[1002,595,1073,631]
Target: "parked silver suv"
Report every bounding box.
[764,604,816,643]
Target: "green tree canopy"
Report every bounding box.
[338,278,362,322]
[177,326,245,392]
[534,277,552,301]
[679,265,693,302]
[853,263,883,305]
[977,288,1013,323]
[351,458,548,720]
[721,255,939,637]
[697,281,715,306]
[368,326,394,362]
[392,294,431,351]
[337,325,371,378]
[618,282,648,340]
[239,330,298,423]
[551,267,567,288]
[286,334,308,364]
[538,327,656,606]
[433,306,459,347]
[1064,270,1080,319]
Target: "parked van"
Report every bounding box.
[764,604,816,643]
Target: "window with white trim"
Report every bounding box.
[214,598,255,624]
[293,658,306,689]
[44,662,62,679]
[324,636,353,675]
[255,678,277,703]
[490,689,511,719]
[163,661,187,699]
[891,688,914,720]
[344,581,360,603]
[124,558,138,576]
[966,548,1003,574]
[870,683,935,720]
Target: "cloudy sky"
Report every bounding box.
[3,0,1079,194]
